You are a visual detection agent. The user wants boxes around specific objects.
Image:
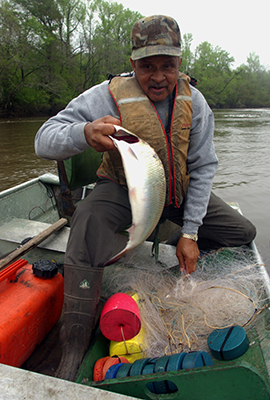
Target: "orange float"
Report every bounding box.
[93,356,111,381]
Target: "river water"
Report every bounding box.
[0,109,269,270]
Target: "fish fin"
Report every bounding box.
[110,136,139,161]
[127,146,139,160]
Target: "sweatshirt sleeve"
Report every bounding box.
[35,81,118,160]
[181,86,218,234]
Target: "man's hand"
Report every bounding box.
[84,116,121,152]
[176,237,200,274]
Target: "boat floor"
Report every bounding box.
[21,314,63,377]
[21,303,105,378]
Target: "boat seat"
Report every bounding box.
[57,147,102,219]
[0,218,70,254]
[61,147,102,191]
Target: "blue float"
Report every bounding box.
[105,363,126,380]
[182,351,214,369]
[207,325,249,361]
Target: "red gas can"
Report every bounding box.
[0,259,64,367]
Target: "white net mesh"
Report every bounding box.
[102,246,269,357]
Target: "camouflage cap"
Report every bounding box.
[131,15,182,60]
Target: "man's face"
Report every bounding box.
[130,55,181,102]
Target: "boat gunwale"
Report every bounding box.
[0,173,60,199]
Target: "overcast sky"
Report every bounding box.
[118,0,269,69]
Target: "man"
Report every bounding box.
[35,15,256,380]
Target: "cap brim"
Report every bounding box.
[131,45,182,60]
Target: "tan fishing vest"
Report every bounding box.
[97,73,192,207]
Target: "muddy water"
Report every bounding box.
[0,118,57,191]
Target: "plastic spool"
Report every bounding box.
[166,353,188,393]
[102,356,129,380]
[100,293,141,341]
[129,358,151,377]
[142,360,157,394]
[166,352,187,372]
[105,363,126,380]
[142,358,157,375]
[109,292,146,362]
[109,326,146,363]
[154,355,171,395]
[207,325,249,361]
[116,363,133,379]
[154,355,171,373]
[164,352,186,394]
[181,351,214,369]
[93,356,110,381]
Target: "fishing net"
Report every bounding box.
[102,245,269,357]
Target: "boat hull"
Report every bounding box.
[1,175,270,399]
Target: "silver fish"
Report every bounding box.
[104,125,166,266]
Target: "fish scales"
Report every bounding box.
[104,127,166,266]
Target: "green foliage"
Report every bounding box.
[80,0,141,89]
[0,0,269,116]
[181,33,194,73]
[0,0,141,115]
[180,39,270,109]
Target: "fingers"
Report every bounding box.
[176,237,200,274]
[84,116,121,152]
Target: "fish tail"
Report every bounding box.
[103,247,130,266]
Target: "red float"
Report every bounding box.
[100,293,141,341]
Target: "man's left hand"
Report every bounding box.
[176,237,200,274]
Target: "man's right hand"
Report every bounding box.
[84,116,121,152]
[176,236,200,274]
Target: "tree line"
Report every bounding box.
[1,0,269,117]
[181,34,270,109]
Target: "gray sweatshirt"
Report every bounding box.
[35,79,218,235]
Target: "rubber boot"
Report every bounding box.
[56,264,103,381]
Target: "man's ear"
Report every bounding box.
[179,57,182,68]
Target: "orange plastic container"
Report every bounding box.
[0,259,64,367]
